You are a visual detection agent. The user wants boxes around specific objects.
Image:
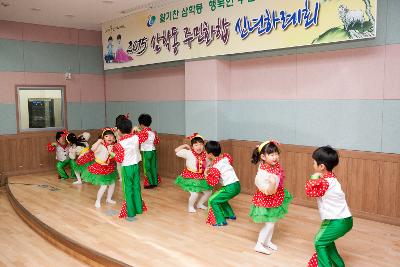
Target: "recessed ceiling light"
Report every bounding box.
[101,0,114,4]
[30,7,41,11]
[65,14,75,18]
[1,2,10,7]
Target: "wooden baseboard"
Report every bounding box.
[5,178,131,267]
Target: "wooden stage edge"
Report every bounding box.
[5,176,130,267]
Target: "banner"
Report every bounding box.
[102,0,377,70]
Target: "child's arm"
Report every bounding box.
[91,139,103,152]
[174,144,190,153]
[112,143,124,163]
[47,142,57,152]
[305,173,329,197]
[206,167,220,187]
[153,131,160,145]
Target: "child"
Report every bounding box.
[82,129,118,208]
[47,130,76,180]
[114,34,133,63]
[306,146,352,267]
[67,132,94,185]
[248,140,293,255]
[204,141,241,226]
[104,36,114,63]
[114,114,128,182]
[138,113,161,188]
[112,117,147,220]
[175,133,213,213]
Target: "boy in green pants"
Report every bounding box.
[305,146,353,267]
[113,117,147,220]
[204,141,241,226]
[138,113,161,188]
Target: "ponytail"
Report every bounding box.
[251,147,261,164]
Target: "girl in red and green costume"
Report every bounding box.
[249,140,292,255]
[175,133,213,213]
[82,128,118,208]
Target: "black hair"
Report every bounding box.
[117,34,122,40]
[66,133,86,147]
[77,135,89,147]
[56,131,64,141]
[108,36,113,41]
[102,130,116,139]
[312,146,339,172]
[138,113,152,127]
[251,142,280,164]
[191,136,204,146]
[115,114,126,128]
[205,141,221,157]
[117,118,132,134]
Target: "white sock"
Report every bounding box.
[188,192,199,212]
[197,190,212,209]
[95,185,107,208]
[264,222,277,251]
[73,172,82,184]
[257,223,270,245]
[106,183,116,203]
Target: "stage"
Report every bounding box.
[5,172,400,267]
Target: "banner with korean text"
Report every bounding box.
[102,0,377,70]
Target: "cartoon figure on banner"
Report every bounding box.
[114,34,133,63]
[104,36,115,63]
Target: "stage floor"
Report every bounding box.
[0,188,87,267]
[7,172,400,267]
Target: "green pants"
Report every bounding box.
[142,150,158,186]
[315,217,353,267]
[56,159,76,179]
[208,181,241,224]
[121,164,143,217]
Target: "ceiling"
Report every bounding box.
[0,0,180,30]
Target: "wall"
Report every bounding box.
[0,20,106,134]
[105,63,185,134]
[104,0,400,154]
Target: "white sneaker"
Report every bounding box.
[106,199,116,204]
[73,181,82,185]
[196,204,207,210]
[254,242,271,255]
[265,242,278,251]
[95,201,101,208]
[188,206,197,213]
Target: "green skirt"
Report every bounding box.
[74,161,94,173]
[249,188,293,223]
[175,175,213,192]
[81,169,117,186]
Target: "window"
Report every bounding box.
[16,86,66,132]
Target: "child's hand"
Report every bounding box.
[310,173,322,180]
[132,126,141,133]
[96,139,103,144]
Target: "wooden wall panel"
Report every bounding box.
[157,134,185,179]
[0,130,101,176]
